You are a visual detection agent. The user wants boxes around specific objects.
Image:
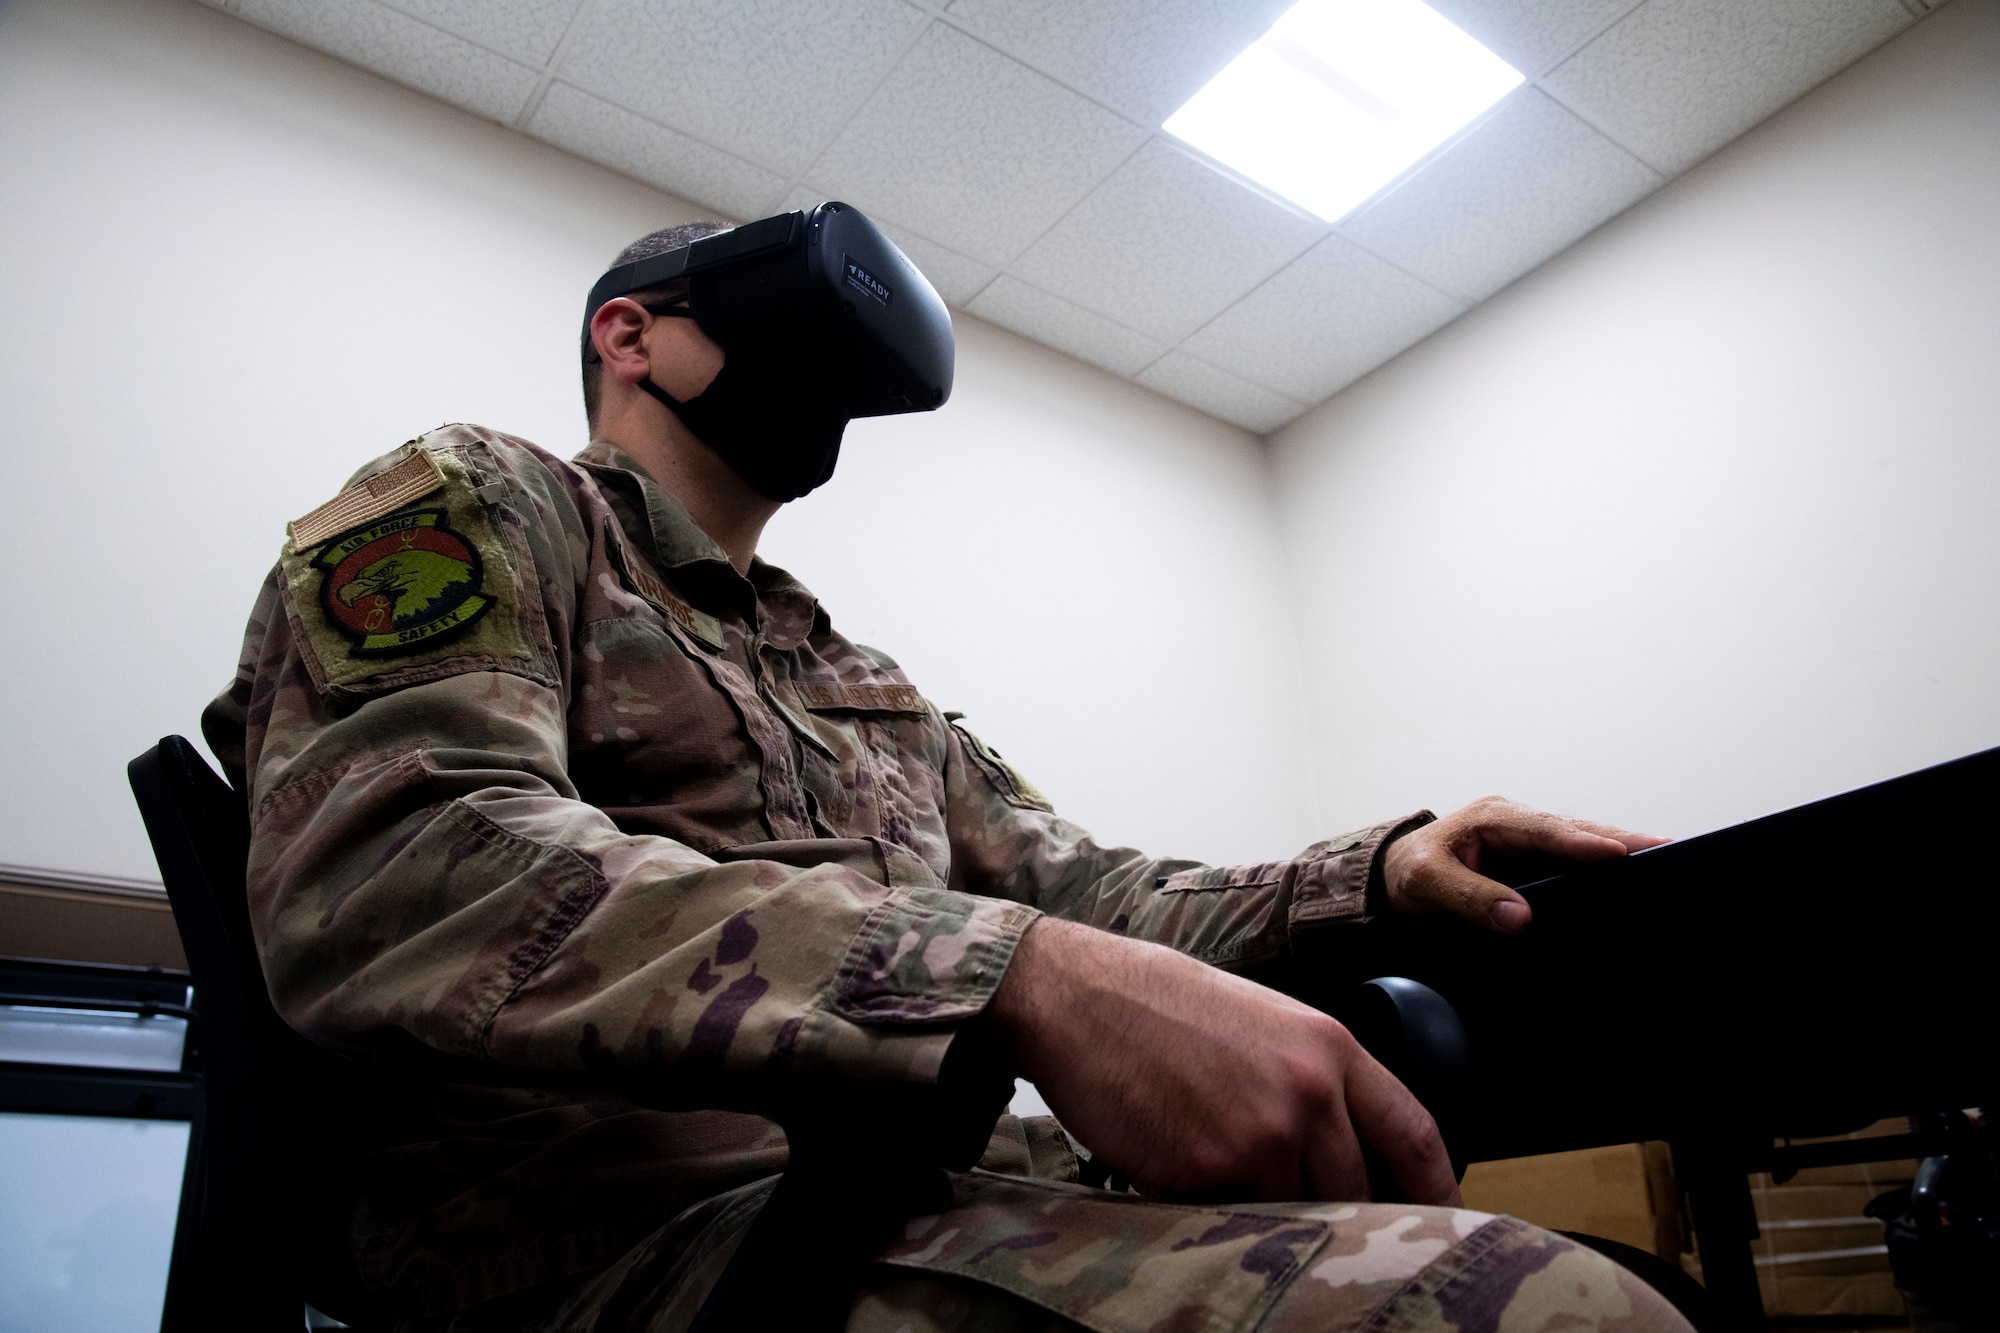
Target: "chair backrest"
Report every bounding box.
[129,735,326,1333]
[126,734,1012,1331]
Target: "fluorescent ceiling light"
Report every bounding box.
[1164,0,1523,223]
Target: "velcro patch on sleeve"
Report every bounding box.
[287,446,446,549]
[950,720,1054,813]
[796,681,927,714]
[278,449,548,696]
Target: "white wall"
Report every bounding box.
[1271,0,2000,841]
[767,318,1317,868]
[0,0,1317,880]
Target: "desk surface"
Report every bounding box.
[1267,744,2000,1163]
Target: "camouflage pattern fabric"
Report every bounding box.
[205,422,1433,1316]
[393,1141,1691,1332]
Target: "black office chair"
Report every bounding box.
[129,735,1008,1332]
[131,736,371,1331]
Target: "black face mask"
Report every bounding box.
[637,307,850,502]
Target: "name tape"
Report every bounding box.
[796,681,925,714]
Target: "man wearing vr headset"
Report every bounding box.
[204,206,1683,1332]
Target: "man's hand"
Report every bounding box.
[1383,797,1667,934]
[988,917,1460,1207]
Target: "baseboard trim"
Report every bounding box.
[0,862,167,902]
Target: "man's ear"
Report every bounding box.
[590,298,653,386]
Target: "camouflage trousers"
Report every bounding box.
[403,1144,1692,1333]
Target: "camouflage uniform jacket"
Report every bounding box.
[201,423,1430,1317]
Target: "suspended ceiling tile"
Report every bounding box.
[217,0,1933,431]
[1339,88,1660,302]
[780,185,1000,305]
[1541,0,1917,175]
[969,277,1168,377]
[940,0,1294,126]
[529,85,789,221]
[380,0,584,66]
[1182,235,1465,403]
[238,0,541,123]
[1422,0,1643,78]
[805,25,1147,267]
[1138,351,1305,434]
[558,0,926,175]
[1011,138,1325,343]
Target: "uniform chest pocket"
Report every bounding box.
[794,679,934,759]
[792,680,946,866]
[576,617,710,720]
[571,617,759,807]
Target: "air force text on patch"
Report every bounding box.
[314,508,493,656]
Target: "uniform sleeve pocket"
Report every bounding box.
[948,720,1054,814]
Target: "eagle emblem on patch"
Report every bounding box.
[314,509,493,656]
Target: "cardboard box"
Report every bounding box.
[1461,1123,1914,1320]
[1681,1119,1915,1320]
[1460,1142,1682,1259]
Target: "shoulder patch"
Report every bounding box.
[311,508,492,655]
[950,719,1054,813]
[278,448,547,696]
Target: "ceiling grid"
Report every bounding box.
[510,0,602,129]
[206,0,1935,433]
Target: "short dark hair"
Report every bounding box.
[581,219,734,428]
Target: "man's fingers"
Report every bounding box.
[1344,1052,1461,1207]
[1386,801,1675,934]
[1472,803,1667,861]
[1476,807,1629,861]
[1303,1086,1371,1204]
[1408,850,1534,932]
[1570,818,1671,852]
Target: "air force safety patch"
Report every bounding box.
[315,509,491,655]
[278,442,551,698]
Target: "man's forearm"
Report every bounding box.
[981,915,1461,1206]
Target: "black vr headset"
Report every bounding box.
[581,202,954,500]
